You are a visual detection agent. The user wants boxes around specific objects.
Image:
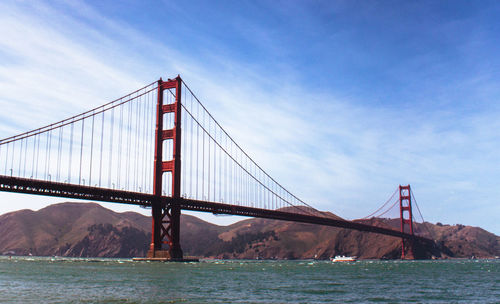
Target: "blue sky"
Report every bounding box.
[1,0,500,234]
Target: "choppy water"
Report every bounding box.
[0,257,498,303]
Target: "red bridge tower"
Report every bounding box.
[148,76,184,260]
[399,184,414,259]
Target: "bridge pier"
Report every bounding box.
[147,200,184,260]
[401,239,415,260]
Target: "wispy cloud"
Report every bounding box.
[0,1,499,233]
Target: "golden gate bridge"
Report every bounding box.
[0,75,435,260]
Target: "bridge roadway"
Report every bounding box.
[0,175,432,244]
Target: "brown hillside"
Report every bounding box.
[0,203,151,257]
[355,218,500,258]
[0,202,498,259]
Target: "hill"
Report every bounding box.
[0,202,498,259]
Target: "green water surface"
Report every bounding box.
[0,257,498,303]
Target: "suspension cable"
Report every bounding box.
[0,82,157,145]
[410,188,435,238]
[362,187,399,219]
[181,102,319,217]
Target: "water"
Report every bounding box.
[0,257,498,303]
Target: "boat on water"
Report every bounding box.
[330,255,357,262]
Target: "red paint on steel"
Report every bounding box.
[150,76,183,259]
[150,78,164,254]
[162,161,174,172]
[162,129,174,140]
[0,175,432,245]
[170,75,183,258]
[162,103,176,113]
[399,185,414,259]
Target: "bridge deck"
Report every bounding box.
[0,175,430,243]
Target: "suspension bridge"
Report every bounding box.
[0,75,434,260]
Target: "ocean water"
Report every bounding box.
[0,257,498,303]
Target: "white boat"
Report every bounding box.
[330,255,357,262]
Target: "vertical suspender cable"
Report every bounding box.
[47,130,52,180]
[225,136,228,203]
[218,127,221,201]
[135,96,141,191]
[35,134,40,179]
[196,101,199,199]
[68,122,74,183]
[190,93,193,198]
[56,127,62,181]
[141,92,147,192]
[132,98,137,191]
[79,119,85,185]
[208,118,211,201]
[142,91,148,192]
[108,106,114,188]
[89,113,95,186]
[10,141,15,176]
[202,109,205,199]
[230,141,233,204]
[31,135,36,178]
[99,111,104,187]
[44,132,49,180]
[23,137,28,177]
[214,123,217,201]
[4,143,9,175]
[126,101,132,190]
[18,138,23,177]
[117,101,123,189]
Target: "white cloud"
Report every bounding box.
[0,1,499,235]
